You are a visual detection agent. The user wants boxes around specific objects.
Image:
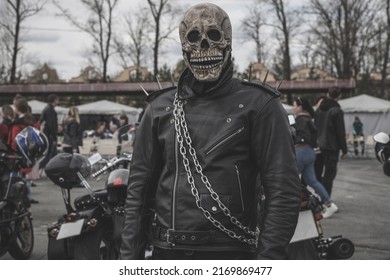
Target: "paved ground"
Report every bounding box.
[1,156,389,260]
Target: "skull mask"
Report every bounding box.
[179,3,232,82]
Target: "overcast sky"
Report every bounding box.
[20,0,308,81]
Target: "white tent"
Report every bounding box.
[77,100,141,123]
[28,99,68,115]
[339,94,390,137]
[10,99,68,123]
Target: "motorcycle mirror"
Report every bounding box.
[373,132,390,144]
[88,153,103,165]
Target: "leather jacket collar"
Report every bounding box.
[177,60,233,100]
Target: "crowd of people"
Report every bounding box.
[0,93,132,208]
[1,3,358,261]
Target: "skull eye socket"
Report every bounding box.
[207,29,221,41]
[187,30,200,43]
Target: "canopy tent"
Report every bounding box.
[77,100,141,130]
[10,99,68,123]
[339,94,390,137]
[28,99,68,115]
[77,100,140,116]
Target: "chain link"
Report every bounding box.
[172,93,259,246]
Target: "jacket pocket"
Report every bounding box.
[199,193,230,215]
[234,164,245,212]
[204,126,245,156]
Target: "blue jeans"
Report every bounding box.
[296,145,331,205]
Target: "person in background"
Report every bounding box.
[293,97,338,218]
[315,87,348,198]
[8,98,38,204]
[62,106,83,154]
[0,105,14,142]
[39,94,59,171]
[94,121,108,139]
[352,116,364,156]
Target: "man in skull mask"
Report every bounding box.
[121,3,301,260]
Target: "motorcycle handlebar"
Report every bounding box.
[91,155,132,178]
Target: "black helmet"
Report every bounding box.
[45,153,92,189]
[15,126,48,167]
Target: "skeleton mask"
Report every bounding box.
[179,3,232,82]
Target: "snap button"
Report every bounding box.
[212,206,218,211]
[239,104,244,108]
[165,106,171,111]
[226,118,232,123]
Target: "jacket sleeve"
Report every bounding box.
[252,97,301,259]
[120,104,161,259]
[43,106,58,141]
[335,109,348,154]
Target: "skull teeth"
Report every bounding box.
[190,56,223,63]
[191,60,224,69]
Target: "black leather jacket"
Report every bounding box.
[315,98,348,154]
[120,66,301,260]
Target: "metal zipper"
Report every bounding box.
[235,164,245,212]
[169,132,179,246]
[205,126,245,155]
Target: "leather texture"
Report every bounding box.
[120,66,301,260]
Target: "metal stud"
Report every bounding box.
[238,104,244,108]
[165,106,171,111]
[212,206,218,211]
[170,119,175,124]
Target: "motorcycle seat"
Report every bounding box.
[74,189,108,210]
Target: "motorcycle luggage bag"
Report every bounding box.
[105,169,129,204]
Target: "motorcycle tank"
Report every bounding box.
[105,169,129,203]
[45,153,92,189]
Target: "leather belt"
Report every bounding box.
[153,227,235,245]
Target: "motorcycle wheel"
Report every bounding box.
[74,226,119,260]
[8,214,34,260]
[286,239,319,260]
[328,238,355,259]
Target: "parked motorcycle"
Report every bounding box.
[45,124,136,260]
[287,185,355,259]
[373,132,390,176]
[287,114,355,259]
[0,127,48,259]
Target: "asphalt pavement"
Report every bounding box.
[1,156,389,260]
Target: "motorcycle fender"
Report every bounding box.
[290,210,319,243]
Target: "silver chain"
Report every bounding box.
[172,93,259,246]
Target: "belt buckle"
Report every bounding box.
[166,229,175,245]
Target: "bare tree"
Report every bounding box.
[146,0,181,76]
[0,0,45,84]
[380,0,390,96]
[240,0,267,63]
[267,0,301,80]
[309,0,379,79]
[54,0,120,82]
[114,7,151,80]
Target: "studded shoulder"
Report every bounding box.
[241,80,281,98]
[146,86,177,103]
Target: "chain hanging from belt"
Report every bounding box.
[172,93,259,246]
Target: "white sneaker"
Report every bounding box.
[322,203,338,218]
